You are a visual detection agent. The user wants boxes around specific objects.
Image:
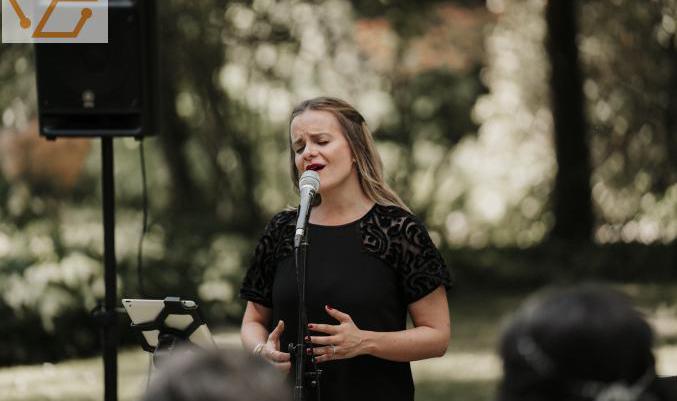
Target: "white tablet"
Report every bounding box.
[122,298,216,351]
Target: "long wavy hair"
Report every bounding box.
[288,97,410,212]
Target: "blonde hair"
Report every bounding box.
[288,97,410,212]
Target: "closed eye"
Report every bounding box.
[292,135,329,153]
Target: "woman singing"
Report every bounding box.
[240,97,452,401]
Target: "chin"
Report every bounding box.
[318,180,335,194]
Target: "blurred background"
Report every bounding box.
[0,0,676,400]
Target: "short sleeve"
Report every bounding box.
[397,215,452,303]
[361,205,452,304]
[239,211,295,307]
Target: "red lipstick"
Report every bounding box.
[305,163,325,171]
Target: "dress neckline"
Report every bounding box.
[308,203,377,228]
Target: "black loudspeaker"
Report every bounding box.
[34,0,156,139]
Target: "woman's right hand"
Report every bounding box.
[259,320,291,373]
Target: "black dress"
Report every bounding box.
[240,204,452,401]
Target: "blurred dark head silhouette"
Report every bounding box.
[498,284,673,401]
[141,347,291,401]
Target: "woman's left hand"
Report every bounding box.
[308,305,366,363]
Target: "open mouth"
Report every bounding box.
[305,164,325,172]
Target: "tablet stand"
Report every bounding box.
[129,296,206,366]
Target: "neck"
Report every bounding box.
[309,185,374,226]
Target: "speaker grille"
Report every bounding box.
[34,0,155,138]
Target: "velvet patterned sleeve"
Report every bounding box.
[397,214,452,303]
[239,211,295,307]
[362,205,453,304]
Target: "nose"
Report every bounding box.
[302,142,318,160]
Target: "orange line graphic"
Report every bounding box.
[8,0,31,29]
[32,0,97,39]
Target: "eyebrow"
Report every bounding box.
[291,132,330,146]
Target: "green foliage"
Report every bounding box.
[447,242,677,289]
[351,0,485,37]
[0,302,99,364]
[0,216,103,363]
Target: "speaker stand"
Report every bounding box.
[101,137,118,401]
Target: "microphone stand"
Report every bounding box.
[291,207,322,401]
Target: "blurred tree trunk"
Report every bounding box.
[666,33,677,260]
[156,4,205,213]
[666,38,677,184]
[182,2,263,235]
[545,0,593,242]
[188,2,263,234]
[154,0,265,235]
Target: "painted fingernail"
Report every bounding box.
[307,324,314,329]
[306,348,312,355]
[304,336,310,342]
[326,305,333,310]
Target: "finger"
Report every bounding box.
[309,335,338,345]
[269,350,291,363]
[307,323,338,335]
[311,346,332,356]
[314,352,338,363]
[311,344,337,363]
[268,320,285,343]
[325,305,352,323]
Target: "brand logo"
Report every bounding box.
[2,0,108,43]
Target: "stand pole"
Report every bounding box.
[293,239,308,401]
[292,208,321,401]
[102,137,118,401]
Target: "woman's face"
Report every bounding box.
[290,109,356,195]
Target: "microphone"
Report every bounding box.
[294,170,320,248]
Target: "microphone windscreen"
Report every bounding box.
[299,170,320,192]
